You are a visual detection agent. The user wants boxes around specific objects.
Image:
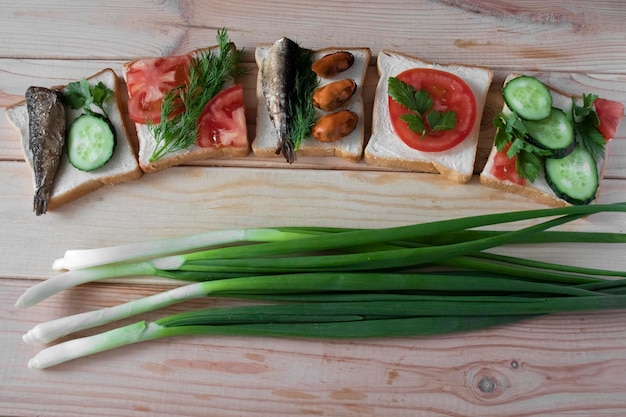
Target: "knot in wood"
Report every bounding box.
[469,367,510,400]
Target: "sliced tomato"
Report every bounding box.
[388,68,477,152]
[491,143,525,185]
[125,55,191,124]
[594,97,624,140]
[197,84,248,148]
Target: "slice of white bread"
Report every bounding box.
[364,50,494,183]
[480,74,607,207]
[252,46,371,162]
[122,45,249,173]
[6,68,143,211]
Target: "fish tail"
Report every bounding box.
[33,186,50,216]
[276,139,296,163]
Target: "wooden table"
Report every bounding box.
[2,1,626,416]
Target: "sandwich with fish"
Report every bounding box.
[253,37,371,163]
[6,68,142,215]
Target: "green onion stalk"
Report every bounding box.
[18,203,626,368]
[17,203,626,308]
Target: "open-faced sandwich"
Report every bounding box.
[364,50,494,183]
[252,37,371,163]
[123,29,249,173]
[6,68,143,215]
[480,74,624,206]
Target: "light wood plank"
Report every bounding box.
[1,161,624,282]
[3,1,626,73]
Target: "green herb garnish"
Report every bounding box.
[388,77,457,137]
[65,79,113,119]
[572,93,606,160]
[289,47,319,151]
[149,29,248,162]
[494,111,552,182]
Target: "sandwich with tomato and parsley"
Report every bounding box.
[364,50,494,183]
[480,74,624,206]
[123,29,250,173]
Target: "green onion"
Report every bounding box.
[18,203,626,368]
[17,203,626,308]
[28,290,626,369]
[23,270,601,345]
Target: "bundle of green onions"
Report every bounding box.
[18,203,626,369]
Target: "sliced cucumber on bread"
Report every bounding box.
[524,107,575,158]
[67,113,116,171]
[503,75,552,121]
[545,145,598,205]
[480,73,624,207]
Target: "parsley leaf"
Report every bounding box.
[388,76,456,138]
[572,93,605,160]
[401,113,426,136]
[65,78,112,118]
[428,110,457,133]
[493,111,550,182]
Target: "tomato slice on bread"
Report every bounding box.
[388,68,477,152]
[491,143,525,185]
[594,97,624,140]
[197,84,247,148]
[125,55,191,124]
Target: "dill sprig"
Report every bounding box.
[149,29,247,162]
[289,47,319,151]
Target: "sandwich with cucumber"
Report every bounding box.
[480,74,624,206]
[364,50,494,183]
[122,29,249,173]
[6,68,143,215]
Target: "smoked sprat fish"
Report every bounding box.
[260,37,300,163]
[26,86,66,216]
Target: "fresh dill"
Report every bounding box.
[289,47,319,151]
[149,29,248,162]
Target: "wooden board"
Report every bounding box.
[2,1,626,416]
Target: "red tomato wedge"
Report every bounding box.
[388,68,477,152]
[491,143,525,185]
[594,97,624,141]
[197,84,248,148]
[125,55,191,124]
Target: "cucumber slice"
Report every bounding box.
[503,76,553,121]
[545,145,598,205]
[524,107,575,158]
[67,114,116,172]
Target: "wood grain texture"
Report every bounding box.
[2,1,626,416]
